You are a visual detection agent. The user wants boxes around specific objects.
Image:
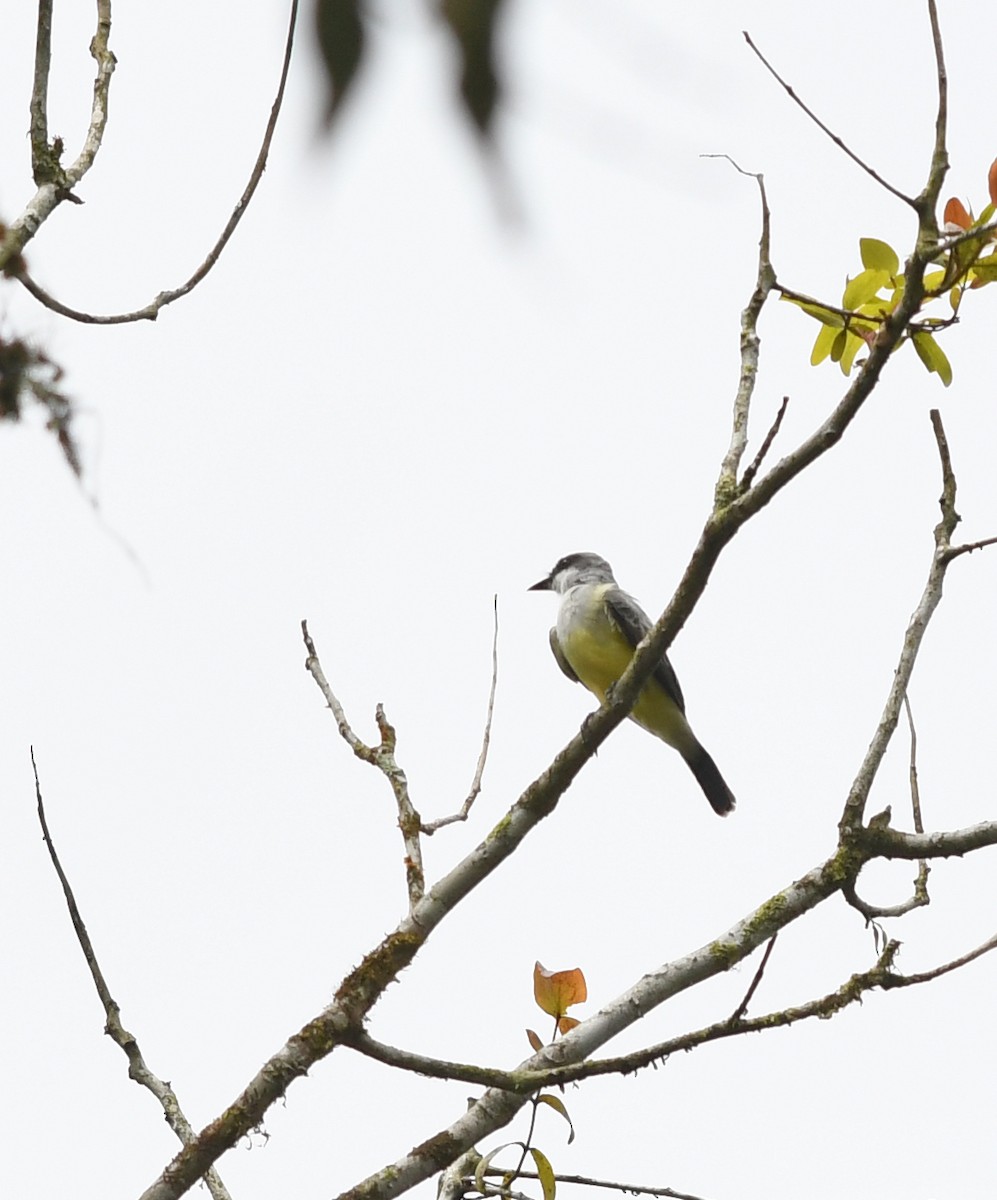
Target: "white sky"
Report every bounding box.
[3,2,996,1198]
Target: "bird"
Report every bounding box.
[529,552,735,816]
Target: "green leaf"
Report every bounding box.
[810,322,839,366]
[912,332,953,386]
[842,268,890,310]
[949,285,962,311]
[970,253,997,283]
[530,1148,557,1200]
[976,202,995,228]
[860,237,900,275]
[830,328,848,363]
[922,269,947,295]
[537,1094,576,1144]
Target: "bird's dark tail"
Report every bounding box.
[684,743,736,817]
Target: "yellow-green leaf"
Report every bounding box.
[912,332,953,386]
[781,293,845,327]
[860,237,900,275]
[530,1148,557,1200]
[830,328,848,363]
[842,268,890,310]
[837,330,865,376]
[474,1144,517,1195]
[811,322,839,366]
[537,1094,576,1143]
[970,253,997,283]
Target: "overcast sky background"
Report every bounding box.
[3,2,997,1198]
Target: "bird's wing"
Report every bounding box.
[604,587,687,713]
[548,627,581,684]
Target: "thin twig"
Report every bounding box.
[925,0,948,217]
[16,0,298,323]
[883,930,997,987]
[943,534,997,561]
[30,748,233,1200]
[837,409,960,834]
[741,397,788,491]
[742,30,915,209]
[423,595,499,835]
[704,157,775,496]
[484,1170,709,1200]
[776,283,888,327]
[904,694,926,837]
[302,620,426,907]
[728,934,777,1022]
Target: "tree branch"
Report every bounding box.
[29,0,53,177]
[742,30,915,208]
[31,749,233,1200]
[423,595,499,834]
[702,157,775,496]
[302,620,426,908]
[11,0,298,320]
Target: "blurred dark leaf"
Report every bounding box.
[438,0,506,138]
[0,333,80,475]
[315,0,365,126]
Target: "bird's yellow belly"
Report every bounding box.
[561,625,691,751]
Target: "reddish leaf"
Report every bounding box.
[557,1016,581,1035]
[534,962,587,1019]
[943,197,972,231]
[526,1028,544,1053]
[989,158,997,208]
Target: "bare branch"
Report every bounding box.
[842,692,932,922]
[944,534,997,561]
[64,0,115,187]
[302,620,426,907]
[881,930,997,987]
[1,1,116,272]
[837,410,963,834]
[703,158,775,494]
[487,1170,711,1200]
[740,396,788,492]
[742,30,915,208]
[31,749,233,1200]
[423,595,499,835]
[29,0,53,176]
[728,934,777,1022]
[13,0,298,321]
[923,0,948,218]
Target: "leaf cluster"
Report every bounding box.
[784,157,997,386]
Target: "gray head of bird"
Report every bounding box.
[529,552,616,594]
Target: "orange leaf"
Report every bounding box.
[943,197,972,230]
[989,158,997,208]
[557,1016,581,1034]
[534,962,587,1019]
[526,1028,545,1053]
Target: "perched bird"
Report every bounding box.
[529,552,736,816]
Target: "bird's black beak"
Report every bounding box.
[528,575,552,592]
